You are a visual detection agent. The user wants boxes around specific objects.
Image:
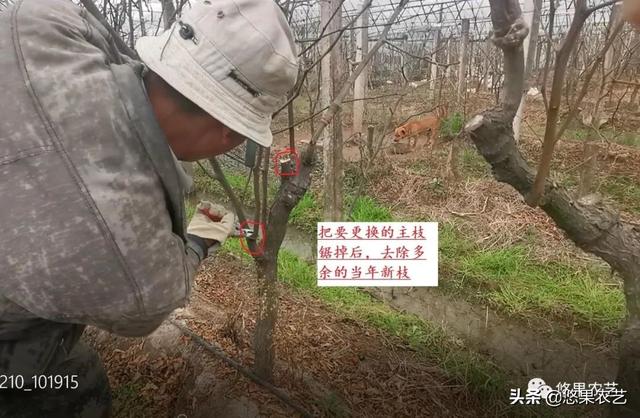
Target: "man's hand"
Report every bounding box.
[187,201,236,246]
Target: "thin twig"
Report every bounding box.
[79,0,139,59]
[273,0,373,118]
[446,197,490,217]
[271,92,402,135]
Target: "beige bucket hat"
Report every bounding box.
[136,0,299,147]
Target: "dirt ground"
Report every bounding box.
[88,253,503,418]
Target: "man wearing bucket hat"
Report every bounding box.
[0,0,297,416]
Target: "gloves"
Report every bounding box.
[187,201,236,245]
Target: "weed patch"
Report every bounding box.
[439,224,625,334]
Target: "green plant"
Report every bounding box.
[348,196,393,221]
[601,176,640,214]
[440,111,464,139]
[185,199,197,222]
[572,129,589,141]
[289,192,321,234]
[618,133,640,148]
[461,147,490,178]
[439,223,624,334]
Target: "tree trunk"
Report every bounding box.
[330,5,345,221]
[137,0,146,37]
[446,18,470,181]
[319,0,332,218]
[605,4,624,107]
[430,6,443,101]
[352,4,369,136]
[577,141,599,198]
[253,257,279,380]
[250,0,407,383]
[320,0,344,221]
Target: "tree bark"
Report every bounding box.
[253,257,279,380]
[529,0,608,205]
[429,6,443,101]
[137,0,146,37]
[577,141,600,198]
[320,0,344,221]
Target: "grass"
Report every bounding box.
[406,145,490,181]
[348,196,393,221]
[618,132,640,148]
[439,223,625,335]
[219,238,510,403]
[185,199,197,222]
[441,111,465,139]
[406,160,431,176]
[600,175,640,214]
[112,383,146,416]
[289,192,321,234]
[565,127,640,148]
[461,147,491,178]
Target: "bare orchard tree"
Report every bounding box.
[202,0,408,381]
[465,0,639,414]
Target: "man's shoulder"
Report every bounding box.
[16,0,85,31]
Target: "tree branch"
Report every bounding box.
[556,19,625,140]
[588,0,622,13]
[79,0,139,60]
[273,0,373,118]
[527,0,615,205]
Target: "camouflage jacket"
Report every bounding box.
[0,0,204,338]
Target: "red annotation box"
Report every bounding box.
[273,147,300,177]
[239,220,266,257]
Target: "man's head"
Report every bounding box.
[143,71,245,161]
[136,0,298,161]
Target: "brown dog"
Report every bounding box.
[393,105,448,150]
